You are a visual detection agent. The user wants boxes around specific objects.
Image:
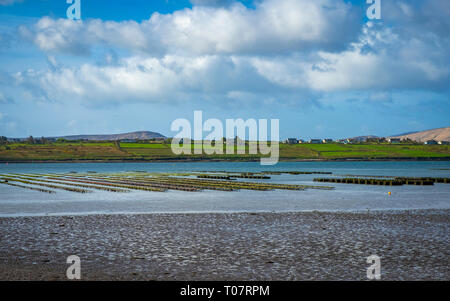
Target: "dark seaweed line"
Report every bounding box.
[313,178,434,186]
[144,176,326,191]
[0,176,90,193]
[110,176,234,191]
[59,176,167,192]
[0,180,55,194]
[26,176,130,192]
[82,176,201,192]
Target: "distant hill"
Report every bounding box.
[55,131,166,141]
[390,127,450,142]
[390,130,420,137]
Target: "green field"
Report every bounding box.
[0,142,449,162]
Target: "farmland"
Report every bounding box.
[0,141,449,162]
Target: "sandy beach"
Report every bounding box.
[0,210,448,281]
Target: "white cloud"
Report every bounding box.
[9,0,450,106]
[21,0,360,56]
[14,55,265,104]
[383,0,450,39]
[13,19,450,106]
[304,24,449,92]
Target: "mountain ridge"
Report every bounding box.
[390,127,450,142]
[52,131,166,141]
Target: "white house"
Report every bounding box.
[387,138,401,143]
[424,140,438,145]
[285,138,299,144]
[309,139,322,144]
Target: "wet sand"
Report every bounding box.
[0,210,448,280]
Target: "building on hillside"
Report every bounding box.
[387,138,401,143]
[438,141,450,145]
[179,138,191,144]
[309,139,323,144]
[285,138,299,144]
[226,136,245,146]
[120,139,137,143]
[424,140,438,145]
[341,138,358,144]
[7,138,21,143]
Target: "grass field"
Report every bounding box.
[0,142,449,162]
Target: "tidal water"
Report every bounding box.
[0,161,449,216]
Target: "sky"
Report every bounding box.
[0,0,449,140]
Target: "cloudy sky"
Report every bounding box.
[0,0,448,139]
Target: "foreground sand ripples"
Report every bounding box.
[0,210,448,280]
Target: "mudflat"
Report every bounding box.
[0,210,448,280]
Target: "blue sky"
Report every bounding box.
[0,0,449,139]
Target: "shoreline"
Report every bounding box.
[1,157,450,163]
[1,209,448,280]
[0,207,448,218]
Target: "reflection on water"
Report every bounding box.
[0,161,449,216]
